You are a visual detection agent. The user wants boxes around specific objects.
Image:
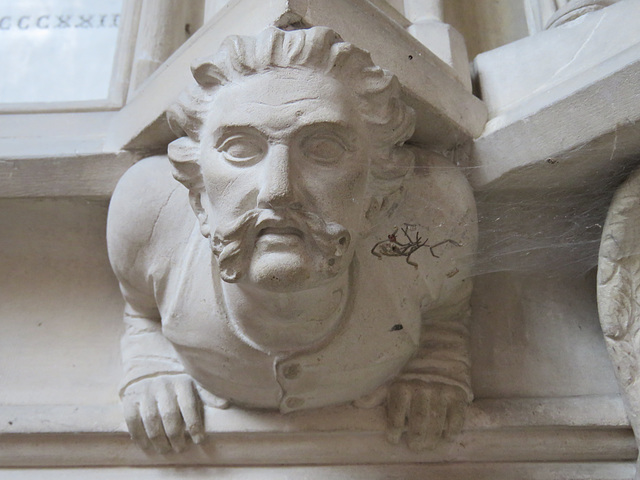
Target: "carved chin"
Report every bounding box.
[245,250,345,292]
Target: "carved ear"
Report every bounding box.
[382,144,414,181]
[364,145,415,228]
[365,197,381,223]
[168,136,199,163]
[363,193,400,233]
[169,137,210,238]
[188,190,211,238]
[167,137,203,191]
[191,59,226,88]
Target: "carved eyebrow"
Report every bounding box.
[212,121,359,147]
[254,97,321,106]
[212,125,265,148]
[294,121,359,148]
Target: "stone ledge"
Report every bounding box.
[0,396,634,467]
[471,0,640,190]
[0,152,138,198]
[0,463,636,480]
[0,427,633,467]
[472,45,640,191]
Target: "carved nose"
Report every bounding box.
[257,145,302,210]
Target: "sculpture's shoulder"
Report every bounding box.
[367,148,477,309]
[405,149,476,223]
[107,155,192,288]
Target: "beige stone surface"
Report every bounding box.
[105,0,486,154]
[0,463,635,480]
[0,198,123,406]
[1,1,639,477]
[107,26,478,454]
[471,0,640,189]
[599,167,640,474]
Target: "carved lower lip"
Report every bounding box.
[258,227,303,238]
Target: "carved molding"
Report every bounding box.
[104,0,486,154]
[0,396,632,467]
[546,0,619,28]
[524,0,619,32]
[598,167,640,476]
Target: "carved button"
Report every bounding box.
[285,397,304,409]
[282,363,301,379]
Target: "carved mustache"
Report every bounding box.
[211,209,351,283]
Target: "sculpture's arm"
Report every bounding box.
[107,156,205,452]
[118,289,187,394]
[379,151,475,451]
[398,298,472,400]
[115,277,205,453]
[386,295,472,451]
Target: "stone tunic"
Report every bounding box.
[110,155,474,413]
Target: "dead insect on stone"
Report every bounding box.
[447,268,460,278]
[371,225,461,267]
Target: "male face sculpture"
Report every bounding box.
[198,69,368,292]
[109,26,474,455]
[168,27,415,295]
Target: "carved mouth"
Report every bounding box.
[258,226,304,238]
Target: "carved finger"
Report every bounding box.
[122,397,152,451]
[406,386,430,451]
[140,398,172,454]
[443,388,467,439]
[386,382,411,444]
[157,386,187,453]
[407,385,446,451]
[176,379,205,445]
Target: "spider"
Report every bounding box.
[370,225,461,267]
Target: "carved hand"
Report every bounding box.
[121,373,205,453]
[386,380,467,451]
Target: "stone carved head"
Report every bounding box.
[167,27,415,292]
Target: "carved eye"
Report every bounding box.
[301,135,347,164]
[218,135,265,164]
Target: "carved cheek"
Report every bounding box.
[338,153,369,197]
[309,162,368,224]
[201,155,259,215]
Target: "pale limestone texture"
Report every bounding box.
[107,26,477,454]
[2,0,640,477]
[599,167,640,477]
[546,0,619,28]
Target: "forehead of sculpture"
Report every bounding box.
[203,69,364,141]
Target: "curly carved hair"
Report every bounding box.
[167,26,415,203]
